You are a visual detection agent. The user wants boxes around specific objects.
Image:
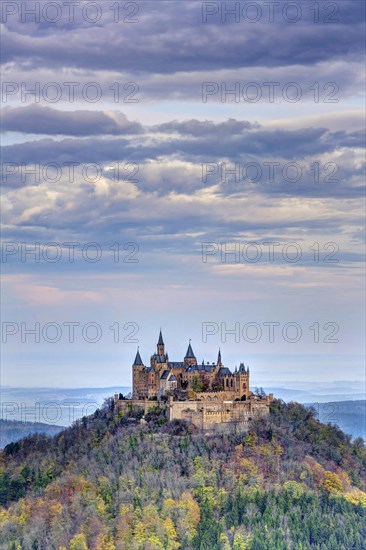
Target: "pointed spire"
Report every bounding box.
[133,347,143,366]
[158,329,164,345]
[217,348,222,365]
[185,339,195,359]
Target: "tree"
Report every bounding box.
[233,532,252,550]
[254,387,267,399]
[69,533,89,550]
[96,533,116,550]
[322,472,343,494]
[191,375,203,393]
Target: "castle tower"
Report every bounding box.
[184,339,197,368]
[157,329,165,356]
[133,348,144,367]
[217,348,222,366]
[132,347,145,399]
[235,362,250,400]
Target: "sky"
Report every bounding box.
[1,0,365,390]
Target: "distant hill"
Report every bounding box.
[0,419,65,449]
[0,398,365,549]
[264,383,366,404]
[0,386,131,426]
[304,400,366,441]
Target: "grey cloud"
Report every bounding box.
[1,136,132,165]
[3,60,364,105]
[2,125,361,166]
[154,119,259,136]
[2,105,142,136]
[1,1,365,73]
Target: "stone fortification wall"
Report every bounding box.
[114,393,271,430]
[167,398,270,429]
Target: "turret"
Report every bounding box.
[238,362,246,374]
[133,348,144,366]
[157,329,165,356]
[217,348,222,366]
[235,362,250,400]
[184,339,197,368]
[132,347,145,400]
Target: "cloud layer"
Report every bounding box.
[1,0,365,386]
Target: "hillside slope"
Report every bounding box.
[0,399,365,549]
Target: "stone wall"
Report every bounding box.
[114,396,155,416]
[167,397,270,430]
[114,393,272,430]
[194,390,239,401]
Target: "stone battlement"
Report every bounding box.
[114,393,272,430]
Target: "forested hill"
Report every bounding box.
[0,400,365,550]
[0,420,65,449]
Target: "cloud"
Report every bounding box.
[2,120,363,165]
[1,105,143,135]
[1,0,365,389]
[1,1,365,73]
[2,115,364,203]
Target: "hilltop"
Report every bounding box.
[0,399,365,549]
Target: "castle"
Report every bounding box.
[115,330,273,429]
[132,330,252,401]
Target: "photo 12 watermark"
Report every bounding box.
[202,321,340,343]
[309,402,340,424]
[1,242,140,264]
[202,161,339,184]
[201,2,340,24]
[1,400,102,425]
[2,321,140,344]
[202,81,339,103]
[1,1,140,24]
[201,242,339,264]
[2,81,140,104]
[1,162,140,184]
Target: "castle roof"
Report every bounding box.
[161,370,177,381]
[169,362,184,368]
[238,362,246,373]
[203,365,216,372]
[186,363,216,373]
[186,364,198,373]
[217,348,222,365]
[185,340,196,359]
[158,329,164,345]
[133,349,144,366]
[218,367,232,376]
